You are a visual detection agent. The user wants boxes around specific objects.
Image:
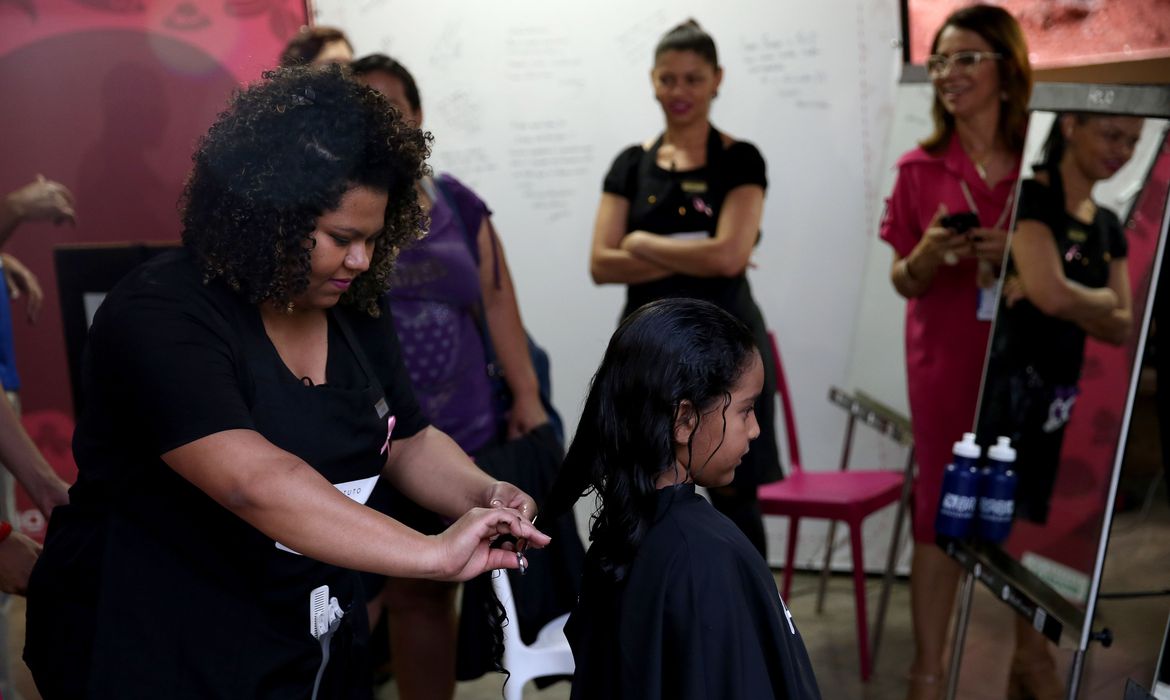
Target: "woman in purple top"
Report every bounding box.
[352,54,548,700]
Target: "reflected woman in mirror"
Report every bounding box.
[978,112,1139,698]
[589,20,781,556]
[878,6,1031,699]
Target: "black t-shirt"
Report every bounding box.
[602,127,767,317]
[71,249,427,498]
[991,178,1127,384]
[566,484,821,700]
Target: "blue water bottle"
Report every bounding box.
[976,436,1018,543]
[935,432,982,539]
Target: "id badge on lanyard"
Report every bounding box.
[960,181,1012,323]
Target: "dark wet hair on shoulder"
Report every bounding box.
[545,298,757,585]
[180,64,431,316]
[350,53,423,113]
[279,25,353,67]
[654,18,718,67]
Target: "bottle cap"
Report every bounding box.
[952,432,981,459]
[988,436,1016,462]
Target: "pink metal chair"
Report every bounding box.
[757,333,915,681]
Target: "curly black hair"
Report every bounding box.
[180,64,430,316]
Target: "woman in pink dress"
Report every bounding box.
[879,6,1031,699]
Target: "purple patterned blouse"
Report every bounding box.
[386,174,497,453]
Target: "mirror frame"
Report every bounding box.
[944,82,1170,700]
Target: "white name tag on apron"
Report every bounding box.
[668,230,709,240]
[275,474,380,555]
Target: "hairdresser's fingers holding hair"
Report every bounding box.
[483,481,538,522]
[431,506,552,581]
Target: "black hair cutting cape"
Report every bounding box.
[565,484,821,699]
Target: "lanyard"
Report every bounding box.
[959,180,1014,232]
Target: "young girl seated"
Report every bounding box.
[547,298,821,699]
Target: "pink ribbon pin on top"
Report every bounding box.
[381,415,396,456]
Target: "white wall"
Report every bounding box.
[315,0,910,571]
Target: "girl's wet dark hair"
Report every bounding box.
[350,53,423,113]
[546,298,757,584]
[180,64,430,316]
[654,19,718,67]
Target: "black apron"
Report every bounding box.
[619,127,782,488]
[27,308,390,699]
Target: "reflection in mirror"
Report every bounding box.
[975,112,1169,601]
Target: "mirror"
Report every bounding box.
[941,84,1170,699]
[974,101,1169,608]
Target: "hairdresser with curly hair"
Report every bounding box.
[23,66,547,700]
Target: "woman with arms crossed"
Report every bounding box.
[591,19,780,554]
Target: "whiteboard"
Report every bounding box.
[315,0,905,570]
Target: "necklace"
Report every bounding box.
[974,158,989,182]
[959,134,994,182]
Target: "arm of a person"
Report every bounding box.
[0,384,69,517]
[0,527,40,595]
[1010,220,1118,321]
[477,218,548,437]
[163,428,545,580]
[888,204,974,299]
[621,184,762,278]
[1,252,44,323]
[382,425,535,520]
[589,193,673,285]
[1077,259,1132,345]
[0,176,76,247]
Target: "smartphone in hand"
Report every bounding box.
[940,211,980,234]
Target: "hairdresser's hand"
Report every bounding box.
[971,226,1009,267]
[482,480,537,522]
[0,529,41,595]
[6,175,76,227]
[506,392,548,440]
[2,253,44,323]
[428,506,550,581]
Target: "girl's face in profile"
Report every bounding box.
[674,351,764,488]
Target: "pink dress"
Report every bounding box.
[880,134,1019,543]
